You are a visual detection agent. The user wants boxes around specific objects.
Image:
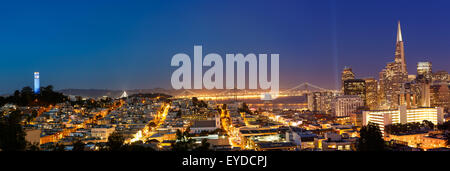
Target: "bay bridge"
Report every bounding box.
[173,82,339,100]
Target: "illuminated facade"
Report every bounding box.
[430,83,450,111]
[363,78,378,109]
[417,62,432,81]
[378,21,409,109]
[343,79,366,105]
[394,21,407,73]
[341,67,355,91]
[332,95,364,117]
[363,106,444,135]
[433,70,449,82]
[307,91,338,114]
[34,72,40,94]
[321,132,355,151]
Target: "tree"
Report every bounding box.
[125,140,155,151]
[199,100,207,108]
[445,132,450,146]
[31,110,38,118]
[238,102,252,114]
[0,96,5,107]
[27,142,40,151]
[422,120,434,130]
[194,138,210,151]
[0,110,27,151]
[192,97,199,104]
[125,144,154,151]
[146,139,160,144]
[176,110,182,118]
[4,85,67,106]
[72,140,85,151]
[437,121,450,131]
[20,87,34,106]
[147,122,157,128]
[52,143,65,151]
[106,131,125,151]
[222,104,227,110]
[385,122,433,135]
[172,128,196,151]
[357,122,385,151]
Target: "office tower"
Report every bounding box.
[407,75,417,82]
[343,79,366,105]
[417,62,432,75]
[395,21,407,74]
[433,71,449,82]
[398,83,419,108]
[341,67,355,91]
[378,70,387,108]
[332,95,364,117]
[430,82,450,111]
[363,78,378,110]
[378,21,409,109]
[34,72,40,94]
[307,91,338,114]
[417,62,433,82]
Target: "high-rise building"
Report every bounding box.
[413,62,433,107]
[430,82,450,111]
[343,79,366,105]
[332,95,364,117]
[433,70,449,82]
[378,70,387,108]
[418,82,431,107]
[407,75,417,82]
[417,62,432,75]
[398,82,420,108]
[34,72,40,94]
[341,67,355,91]
[363,78,378,110]
[378,21,409,109]
[417,62,433,82]
[394,21,407,74]
[307,91,339,114]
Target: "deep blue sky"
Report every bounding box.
[1,0,449,94]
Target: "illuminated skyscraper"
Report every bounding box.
[417,62,432,75]
[307,91,338,114]
[430,83,450,111]
[378,21,409,109]
[34,72,40,94]
[363,78,378,110]
[395,21,407,74]
[343,79,366,105]
[332,95,364,117]
[341,67,355,91]
[433,71,449,82]
[417,62,432,82]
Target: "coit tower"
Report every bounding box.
[34,72,40,94]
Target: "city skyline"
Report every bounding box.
[1,0,450,94]
[1,0,450,155]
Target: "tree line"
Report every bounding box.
[0,85,67,107]
[385,120,435,135]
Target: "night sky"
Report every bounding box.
[1,0,450,94]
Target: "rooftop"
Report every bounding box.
[192,120,216,128]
